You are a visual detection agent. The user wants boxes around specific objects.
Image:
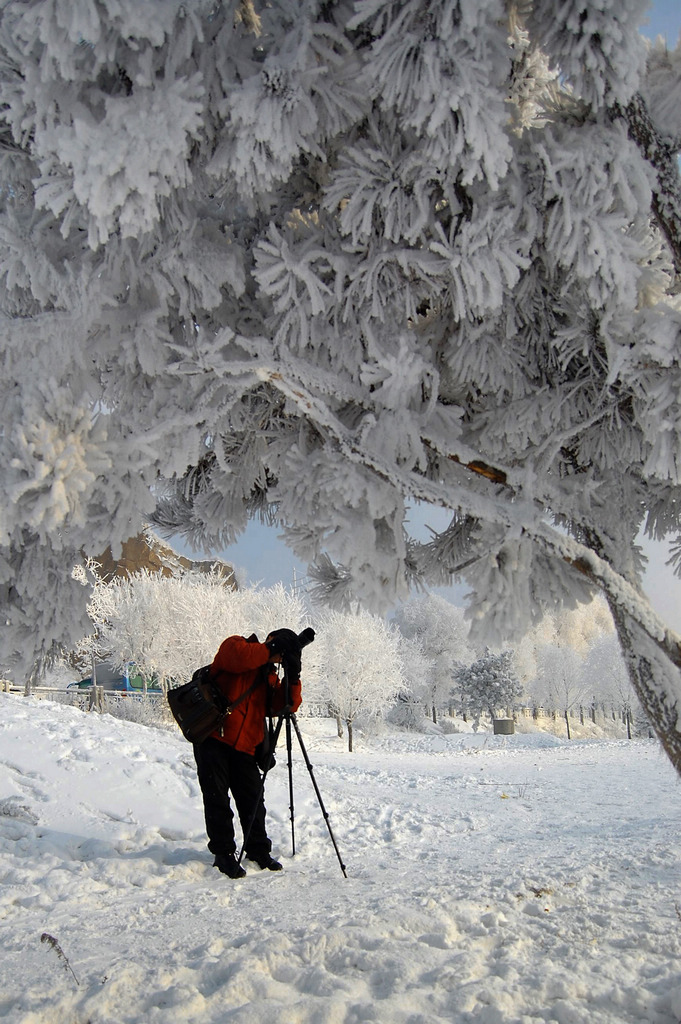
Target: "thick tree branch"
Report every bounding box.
[617,93,681,276]
[266,360,681,661]
[447,455,508,485]
[607,601,681,775]
[268,359,681,763]
[530,522,681,667]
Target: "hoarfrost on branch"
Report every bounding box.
[2,1,681,769]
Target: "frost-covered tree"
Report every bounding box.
[584,634,635,706]
[393,593,473,722]
[80,568,310,689]
[534,644,591,739]
[3,2,681,770]
[514,595,614,684]
[311,607,405,751]
[386,631,434,730]
[454,648,524,731]
[583,633,644,735]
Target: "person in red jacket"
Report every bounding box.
[193,631,302,879]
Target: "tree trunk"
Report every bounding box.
[347,719,353,753]
[24,644,47,696]
[564,709,571,740]
[336,715,343,738]
[528,522,681,772]
[608,600,681,775]
[432,705,437,724]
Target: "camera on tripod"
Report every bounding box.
[266,628,315,678]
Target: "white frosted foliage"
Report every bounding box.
[528,0,648,109]
[80,569,312,690]
[1,0,681,774]
[393,593,474,715]
[454,648,523,728]
[309,606,406,747]
[6,386,110,543]
[35,74,204,245]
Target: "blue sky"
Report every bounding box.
[641,0,681,46]
[175,0,681,633]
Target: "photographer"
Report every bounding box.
[193,630,303,879]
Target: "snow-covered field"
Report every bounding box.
[2,692,680,1024]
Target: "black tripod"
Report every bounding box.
[237,662,347,878]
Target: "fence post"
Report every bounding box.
[89,685,104,713]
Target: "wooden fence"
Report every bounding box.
[454,702,649,738]
[1,683,650,739]
[1,682,175,727]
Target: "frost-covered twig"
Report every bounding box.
[40,933,79,987]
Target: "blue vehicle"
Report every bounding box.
[68,661,161,694]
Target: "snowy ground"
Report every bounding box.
[2,693,681,1024]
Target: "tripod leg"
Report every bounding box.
[285,714,295,856]
[290,714,347,878]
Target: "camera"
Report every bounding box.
[266,628,315,679]
[266,627,315,655]
[296,627,316,649]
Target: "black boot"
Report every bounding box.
[213,853,246,879]
[247,853,283,871]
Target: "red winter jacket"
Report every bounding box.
[209,634,302,755]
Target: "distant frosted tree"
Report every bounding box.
[515,595,615,691]
[583,634,645,736]
[386,632,433,730]
[454,649,523,731]
[2,3,681,771]
[312,607,405,751]
[534,644,591,739]
[393,594,473,723]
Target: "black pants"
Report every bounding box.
[193,738,272,859]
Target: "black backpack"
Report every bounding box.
[167,665,260,745]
